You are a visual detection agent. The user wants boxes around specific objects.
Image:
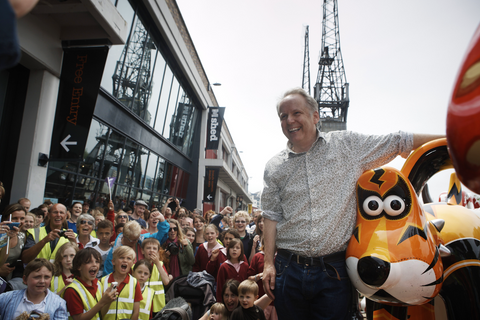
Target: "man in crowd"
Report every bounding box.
[262,88,444,320]
[17,197,31,212]
[21,203,76,263]
[129,199,148,228]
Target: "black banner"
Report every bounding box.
[170,102,194,147]
[206,107,225,150]
[50,45,109,160]
[203,168,219,202]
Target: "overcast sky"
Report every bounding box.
[177,0,480,200]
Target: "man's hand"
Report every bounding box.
[220,206,233,216]
[262,262,276,299]
[65,229,77,244]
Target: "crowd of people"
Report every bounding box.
[0,182,274,320]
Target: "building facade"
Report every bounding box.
[0,0,250,213]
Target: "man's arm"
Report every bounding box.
[412,134,445,150]
[262,218,277,300]
[21,230,54,264]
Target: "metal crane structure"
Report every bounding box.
[314,0,349,132]
[112,16,155,125]
[302,25,311,95]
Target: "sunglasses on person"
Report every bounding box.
[235,220,246,224]
[80,220,94,226]
[118,215,128,219]
[169,227,178,232]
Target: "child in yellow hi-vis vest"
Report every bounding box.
[132,260,155,320]
[101,246,142,320]
[141,238,170,317]
[63,248,117,320]
[51,242,78,295]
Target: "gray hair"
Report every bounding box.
[77,213,95,228]
[276,87,318,116]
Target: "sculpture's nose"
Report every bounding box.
[357,256,390,287]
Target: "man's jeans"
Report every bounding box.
[274,251,352,320]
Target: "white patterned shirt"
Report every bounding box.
[262,130,413,257]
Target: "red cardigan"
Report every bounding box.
[216,261,249,301]
[248,252,266,298]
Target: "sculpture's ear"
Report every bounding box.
[400,138,452,199]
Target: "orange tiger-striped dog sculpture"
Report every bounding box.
[346,138,480,320]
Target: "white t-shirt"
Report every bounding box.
[93,246,110,278]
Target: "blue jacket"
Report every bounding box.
[0,289,68,320]
[103,220,169,275]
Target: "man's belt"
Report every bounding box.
[277,249,345,266]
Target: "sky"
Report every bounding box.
[177,0,480,201]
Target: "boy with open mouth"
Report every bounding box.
[63,248,117,320]
[101,245,142,320]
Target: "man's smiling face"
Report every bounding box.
[279,93,319,153]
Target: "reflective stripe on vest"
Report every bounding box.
[30,227,75,262]
[67,279,103,320]
[102,274,137,318]
[51,275,66,294]
[146,262,165,312]
[139,286,154,320]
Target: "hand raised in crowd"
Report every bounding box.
[220,206,233,216]
[101,284,118,303]
[149,251,160,265]
[0,221,21,238]
[108,200,114,211]
[151,210,165,222]
[180,238,189,246]
[64,277,74,286]
[252,235,260,247]
[210,248,220,261]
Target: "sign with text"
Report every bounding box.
[50,45,109,160]
[203,168,219,202]
[206,107,225,150]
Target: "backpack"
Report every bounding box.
[153,297,191,320]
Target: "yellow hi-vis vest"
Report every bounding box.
[64,279,103,320]
[139,286,155,320]
[51,275,66,294]
[29,226,74,262]
[101,274,137,320]
[146,262,166,312]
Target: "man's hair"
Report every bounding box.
[226,238,244,262]
[193,208,203,216]
[238,279,259,297]
[71,248,101,278]
[17,197,30,205]
[123,220,142,239]
[24,258,53,279]
[276,87,318,116]
[141,237,160,250]
[97,220,113,231]
[112,245,136,261]
[76,213,95,228]
[234,211,250,224]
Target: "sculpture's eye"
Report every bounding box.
[383,195,405,216]
[363,196,384,217]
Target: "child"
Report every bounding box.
[0,258,68,319]
[51,242,78,295]
[24,213,36,230]
[63,248,117,320]
[132,260,155,320]
[141,238,171,315]
[216,238,248,301]
[209,302,228,320]
[183,226,196,245]
[230,280,266,320]
[93,220,114,278]
[101,245,142,320]
[193,224,225,276]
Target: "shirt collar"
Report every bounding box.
[23,288,49,305]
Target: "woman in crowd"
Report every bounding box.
[193,216,206,251]
[204,210,215,224]
[162,219,195,278]
[0,204,27,289]
[75,214,99,249]
[0,258,68,319]
[142,208,159,234]
[249,214,264,262]
[67,202,83,233]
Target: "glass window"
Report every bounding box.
[103,130,125,182]
[163,77,180,138]
[163,162,174,196]
[81,120,107,178]
[144,52,167,126]
[138,148,149,189]
[117,138,138,187]
[154,66,174,134]
[154,157,165,194]
[144,152,158,191]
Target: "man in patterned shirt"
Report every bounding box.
[262,88,443,320]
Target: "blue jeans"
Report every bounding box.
[274,251,352,320]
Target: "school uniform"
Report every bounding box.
[192,242,223,274]
[216,260,249,301]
